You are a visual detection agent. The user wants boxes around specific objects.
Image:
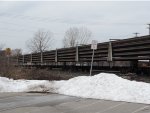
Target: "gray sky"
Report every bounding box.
[0,1,150,53]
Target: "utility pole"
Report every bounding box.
[147,24,150,35]
[133,32,139,37]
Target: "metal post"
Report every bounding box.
[22,55,24,65]
[108,41,113,62]
[31,54,32,64]
[108,40,113,68]
[76,45,79,62]
[55,49,58,63]
[90,49,95,76]
[17,56,19,65]
[90,40,98,76]
[41,52,43,64]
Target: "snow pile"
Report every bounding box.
[0,77,50,92]
[0,73,150,104]
[53,73,150,104]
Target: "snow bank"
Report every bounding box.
[0,73,150,104]
[0,77,50,92]
[53,73,150,104]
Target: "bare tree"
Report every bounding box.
[63,27,92,48]
[78,27,92,45]
[27,29,53,53]
[63,27,79,47]
[11,49,22,57]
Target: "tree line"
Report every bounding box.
[27,26,92,53]
[0,26,92,56]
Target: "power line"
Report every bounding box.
[0,21,63,35]
[0,12,59,23]
[0,27,34,33]
[0,13,147,26]
[0,21,40,32]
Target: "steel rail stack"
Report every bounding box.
[16,35,150,74]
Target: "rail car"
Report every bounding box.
[16,35,150,74]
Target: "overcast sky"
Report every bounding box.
[0,1,150,53]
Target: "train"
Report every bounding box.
[16,35,150,75]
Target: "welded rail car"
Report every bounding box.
[17,35,150,74]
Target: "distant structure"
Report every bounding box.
[133,32,139,37]
[147,24,150,35]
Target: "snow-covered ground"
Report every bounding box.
[0,73,150,104]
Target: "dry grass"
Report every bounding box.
[0,56,76,80]
[0,65,75,80]
[17,68,75,80]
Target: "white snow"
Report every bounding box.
[0,73,150,104]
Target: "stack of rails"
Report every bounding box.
[17,35,150,66]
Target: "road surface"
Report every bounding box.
[0,93,149,113]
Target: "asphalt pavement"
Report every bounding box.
[0,93,149,113]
